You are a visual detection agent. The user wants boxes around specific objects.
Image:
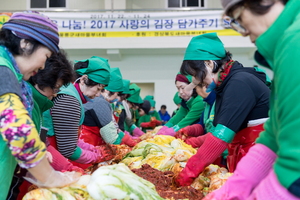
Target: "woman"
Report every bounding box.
[175,85,214,141]
[80,68,137,147]
[0,11,78,199]
[43,56,113,169]
[117,79,131,132]
[172,92,182,117]
[205,0,300,199]
[28,51,85,173]
[13,51,83,200]
[124,83,148,137]
[138,96,162,132]
[175,32,270,186]
[156,73,205,136]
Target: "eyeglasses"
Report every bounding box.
[52,84,61,94]
[229,6,248,35]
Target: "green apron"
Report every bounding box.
[0,48,23,199]
[43,83,85,137]
[203,101,228,158]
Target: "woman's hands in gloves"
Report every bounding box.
[175,133,228,186]
[94,145,116,162]
[25,156,80,188]
[175,124,204,140]
[204,144,277,200]
[157,127,176,136]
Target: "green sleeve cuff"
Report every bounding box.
[212,124,235,143]
[69,146,82,161]
[129,124,137,132]
[173,125,180,132]
[113,131,125,145]
[165,122,173,128]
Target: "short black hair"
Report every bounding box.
[74,60,100,87]
[180,51,232,87]
[0,29,44,56]
[161,105,167,109]
[29,50,74,90]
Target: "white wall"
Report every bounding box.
[206,0,222,9]
[68,0,105,10]
[0,0,26,10]
[126,0,166,9]
[1,0,224,11]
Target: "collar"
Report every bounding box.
[29,84,53,112]
[255,0,300,69]
[74,82,87,104]
[204,90,216,106]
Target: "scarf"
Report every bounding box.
[4,46,33,116]
[217,60,235,86]
[74,82,87,104]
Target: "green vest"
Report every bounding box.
[0,47,22,199]
[29,84,53,133]
[43,83,85,137]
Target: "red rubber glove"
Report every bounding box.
[153,120,162,126]
[94,145,116,162]
[175,133,228,186]
[47,145,84,174]
[184,133,208,148]
[182,124,204,137]
[140,121,157,128]
[120,133,137,147]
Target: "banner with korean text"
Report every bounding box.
[1,11,238,37]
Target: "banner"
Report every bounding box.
[1,11,238,37]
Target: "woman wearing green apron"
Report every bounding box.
[175,33,270,186]
[44,56,113,170]
[0,11,78,199]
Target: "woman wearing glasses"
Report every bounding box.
[43,56,114,170]
[175,32,270,187]
[205,0,300,199]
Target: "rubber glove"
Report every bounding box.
[177,124,204,138]
[204,144,277,200]
[175,133,227,186]
[130,124,145,137]
[248,169,299,200]
[46,151,53,163]
[24,156,80,188]
[77,139,95,151]
[153,119,162,126]
[120,133,137,147]
[75,144,115,164]
[140,121,157,128]
[94,145,116,162]
[184,133,208,148]
[156,126,168,135]
[47,145,84,174]
[157,127,176,136]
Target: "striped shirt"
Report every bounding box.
[51,94,81,158]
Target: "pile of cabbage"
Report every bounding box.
[87,163,164,200]
[23,164,164,200]
[121,135,196,171]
